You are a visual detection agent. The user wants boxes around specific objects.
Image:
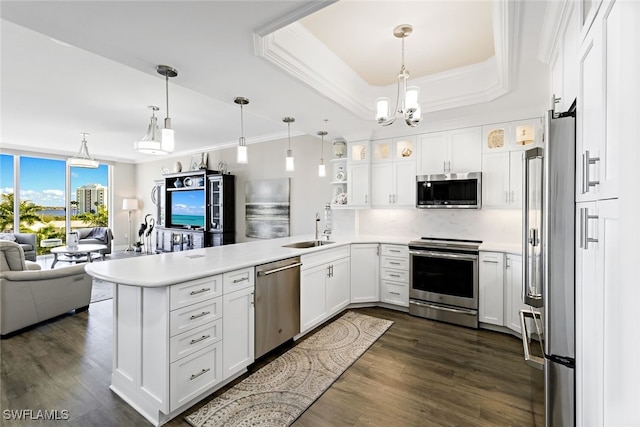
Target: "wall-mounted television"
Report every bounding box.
[168,189,205,228]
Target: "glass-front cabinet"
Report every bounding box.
[208,174,235,246]
[372,137,416,163]
[482,119,543,154]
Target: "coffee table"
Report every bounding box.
[50,244,107,269]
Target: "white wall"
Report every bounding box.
[111,161,136,248]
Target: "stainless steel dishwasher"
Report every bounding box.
[255,257,302,359]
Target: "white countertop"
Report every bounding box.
[85,233,521,286]
[84,234,414,287]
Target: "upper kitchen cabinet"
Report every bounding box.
[549,2,580,114]
[346,140,371,208]
[482,119,543,154]
[417,127,481,175]
[481,118,542,209]
[372,136,416,163]
[577,0,625,202]
[371,136,416,207]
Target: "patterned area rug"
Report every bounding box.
[185,311,393,427]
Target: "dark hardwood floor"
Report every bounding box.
[0,302,543,426]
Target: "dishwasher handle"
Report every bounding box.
[257,262,302,276]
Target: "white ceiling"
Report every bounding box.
[0,1,548,164]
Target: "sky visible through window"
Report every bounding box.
[0,154,108,207]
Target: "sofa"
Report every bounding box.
[76,227,113,254]
[0,233,37,261]
[0,240,93,337]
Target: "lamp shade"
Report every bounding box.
[122,198,139,211]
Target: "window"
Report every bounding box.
[0,154,15,232]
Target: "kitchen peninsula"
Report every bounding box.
[85,234,519,426]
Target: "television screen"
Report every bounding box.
[170,190,205,228]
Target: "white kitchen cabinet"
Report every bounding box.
[379,244,409,307]
[576,199,619,426]
[300,246,351,334]
[478,252,504,326]
[350,243,379,303]
[347,163,370,207]
[371,161,416,207]
[325,257,350,315]
[372,136,416,163]
[577,0,622,202]
[417,127,481,175]
[222,285,255,379]
[505,254,526,334]
[482,151,524,209]
[300,263,328,333]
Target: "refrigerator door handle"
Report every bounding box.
[519,309,544,370]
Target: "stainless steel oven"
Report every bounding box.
[409,237,481,328]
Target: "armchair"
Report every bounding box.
[75,227,113,254]
[0,233,36,261]
[0,241,93,337]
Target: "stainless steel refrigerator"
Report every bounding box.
[521,105,576,426]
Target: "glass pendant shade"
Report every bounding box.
[135,106,171,154]
[156,65,177,154]
[376,97,391,123]
[237,142,248,164]
[234,97,250,164]
[318,129,327,177]
[318,164,326,177]
[286,149,295,172]
[405,86,420,112]
[68,132,99,168]
[161,126,175,153]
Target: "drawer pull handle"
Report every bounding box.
[389,249,401,253]
[190,311,210,320]
[233,277,249,283]
[389,274,401,278]
[190,288,211,295]
[190,335,211,345]
[389,291,401,296]
[190,368,210,380]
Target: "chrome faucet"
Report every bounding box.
[315,212,320,241]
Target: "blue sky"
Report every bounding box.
[0,154,108,207]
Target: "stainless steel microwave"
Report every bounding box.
[416,172,482,209]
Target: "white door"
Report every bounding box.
[478,252,504,326]
[222,286,255,378]
[505,254,525,334]
[300,264,328,333]
[482,152,510,208]
[393,161,416,206]
[417,131,448,174]
[449,126,482,173]
[508,151,524,208]
[348,164,370,207]
[350,244,379,303]
[326,257,350,315]
[370,163,393,206]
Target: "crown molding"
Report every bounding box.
[537,0,574,64]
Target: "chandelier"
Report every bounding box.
[68,132,99,168]
[375,24,422,127]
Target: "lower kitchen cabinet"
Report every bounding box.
[326,257,350,315]
[478,251,528,335]
[379,244,409,307]
[350,243,379,303]
[505,254,525,334]
[479,251,505,326]
[222,285,255,379]
[300,246,351,334]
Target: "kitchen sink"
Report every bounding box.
[281,240,335,249]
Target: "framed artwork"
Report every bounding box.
[245,178,290,239]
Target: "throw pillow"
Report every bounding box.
[0,233,17,242]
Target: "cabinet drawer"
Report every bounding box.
[223,267,255,293]
[170,318,222,363]
[170,341,222,411]
[170,275,222,310]
[381,268,409,283]
[381,244,408,258]
[170,297,222,337]
[381,281,409,307]
[381,256,409,270]
[301,245,350,270]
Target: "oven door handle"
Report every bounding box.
[409,250,478,262]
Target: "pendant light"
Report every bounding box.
[234,97,249,164]
[375,24,422,127]
[134,106,168,154]
[317,130,327,177]
[67,132,99,168]
[283,117,295,172]
[156,65,177,153]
